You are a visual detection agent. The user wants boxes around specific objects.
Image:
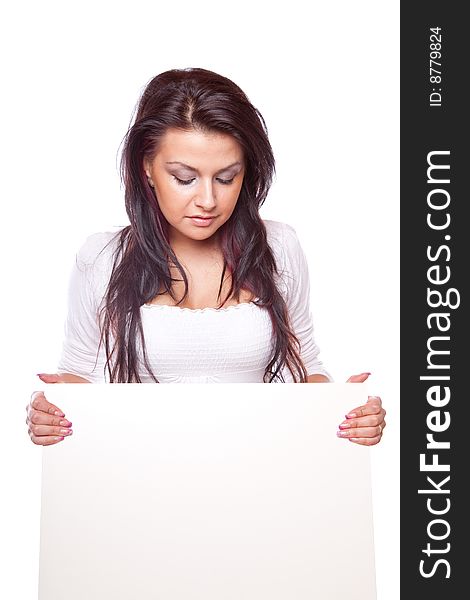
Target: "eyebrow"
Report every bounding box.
[165,161,243,174]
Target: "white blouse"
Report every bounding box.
[57,220,332,383]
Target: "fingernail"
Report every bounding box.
[59,420,71,426]
[60,429,72,435]
[54,411,65,417]
[346,413,357,418]
[339,422,351,429]
[56,437,64,441]
[337,430,349,437]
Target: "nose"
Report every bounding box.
[193,178,216,211]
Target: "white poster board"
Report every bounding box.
[39,383,375,599]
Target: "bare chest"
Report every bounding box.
[148,257,254,310]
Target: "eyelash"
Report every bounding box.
[173,176,235,186]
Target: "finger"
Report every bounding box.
[28,423,73,438]
[28,431,67,446]
[345,402,383,419]
[28,410,72,428]
[37,373,61,384]
[346,372,371,383]
[367,395,382,407]
[339,409,386,430]
[337,426,382,439]
[347,435,382,446]
[30,391,65,417]
[27,392,45,419]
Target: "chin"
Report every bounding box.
[169,224,219,244]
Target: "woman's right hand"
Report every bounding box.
[26,372,88,445]
[26,390,73,446]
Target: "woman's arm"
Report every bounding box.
[56,232,117,383]
[306,374,330,383]
[38,372,91,383]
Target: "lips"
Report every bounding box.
[187,215,217,227]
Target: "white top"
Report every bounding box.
[57,220,332,383]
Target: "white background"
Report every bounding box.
[1,1,399,598]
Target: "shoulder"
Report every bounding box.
[263,218,301,245]
[263,219,304,268]
[69,229,125,302]
[263,219,311,300]
[75,229,124,271]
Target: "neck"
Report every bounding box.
[169,231,221,259]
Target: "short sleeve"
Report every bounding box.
[265,220,333,382]
[57,232,118,383]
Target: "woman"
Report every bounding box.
[25,68,386,445]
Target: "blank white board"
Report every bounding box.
[39,383,375,599]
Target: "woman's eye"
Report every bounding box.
[174,176,195,186]
[172,175,235,186]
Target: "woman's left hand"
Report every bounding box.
[337,373,387,446]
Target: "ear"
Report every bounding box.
[143,158,151,179]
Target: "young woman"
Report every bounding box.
[25,68,386,445]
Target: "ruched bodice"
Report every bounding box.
[139,301,273,383]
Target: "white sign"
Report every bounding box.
[39,383,375,599]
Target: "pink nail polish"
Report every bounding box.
[346,412,357,418]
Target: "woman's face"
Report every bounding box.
[144,128,245,247]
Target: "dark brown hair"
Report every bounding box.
[101,67,308,382]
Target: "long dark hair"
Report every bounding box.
[100,67,308,383]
